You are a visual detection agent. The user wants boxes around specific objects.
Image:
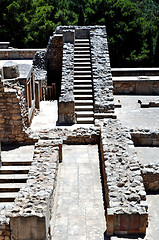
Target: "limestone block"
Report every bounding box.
[107,209,114,235]
[3,61,20,79]
[10,216,46,240]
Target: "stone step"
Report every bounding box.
[74,62,91,66]
[76,117,94,124]
[74,58,90,62]
[74,50,90,54]
[76,111,94,117]
[74,80,92,85]
[0,192,18,202]
[75,105,93,111]
[2,159,32,166]
[74,94,93,100]
[75,39,89,43]
[74,66,91,71]
[94,113,117,119]
[74,84,92,89]
[0,174,28,183]
[74,75,92,80]
[74,47,90,50]
[0,166,30,174]
[74,54,90,58]
[74,71,92,75]
[74,43,89,46]
[75,100,93,105]
[74,89,92,94]
[0,183,25,192]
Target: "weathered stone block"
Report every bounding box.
[10,216,46,240]
[63,30,75,43]
[3,61,20,79]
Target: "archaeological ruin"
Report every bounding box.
[0,26,159,240]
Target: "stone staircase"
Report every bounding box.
[0,145,34,202]
[74,38,94,124]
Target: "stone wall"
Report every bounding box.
[100,119,148,235]
[32,126,100,145]
[10,140,61,240]
[90,27,114,114]
[1,123,157,238]
[0,196,12,240]
[131,129,159,146]
[33,50,47,86]
[113,79,159,95]
[46,34,63,97]
[0,49,42,60]
[0,223,11,240]
[58,42,76,124]
[0,77,30,143]
[131,130,159,191]
[141,163,159,191]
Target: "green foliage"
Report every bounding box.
[0,0,159,66]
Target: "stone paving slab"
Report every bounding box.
[51,145,106,240]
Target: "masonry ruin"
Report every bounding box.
[0,26,158,240]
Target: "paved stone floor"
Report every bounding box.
[51,145,106,240]
[114,95,159,129]
[135,147,159,165]
[31,100,58,131]
[31,101,94,131]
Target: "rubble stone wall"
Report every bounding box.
[114,80,159,94]
[90,28,114,113]
[58,42,76,124]
[100,119,148,235]
[141,163,159,191]
[33,50,47,86]
[0,223,11,240]
[34,126,100,144]
[10,140,60,240]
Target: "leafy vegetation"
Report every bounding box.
[0,0,159,67]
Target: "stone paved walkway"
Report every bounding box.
[51,145,106,240]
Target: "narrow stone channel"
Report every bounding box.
[51,144,106,240]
